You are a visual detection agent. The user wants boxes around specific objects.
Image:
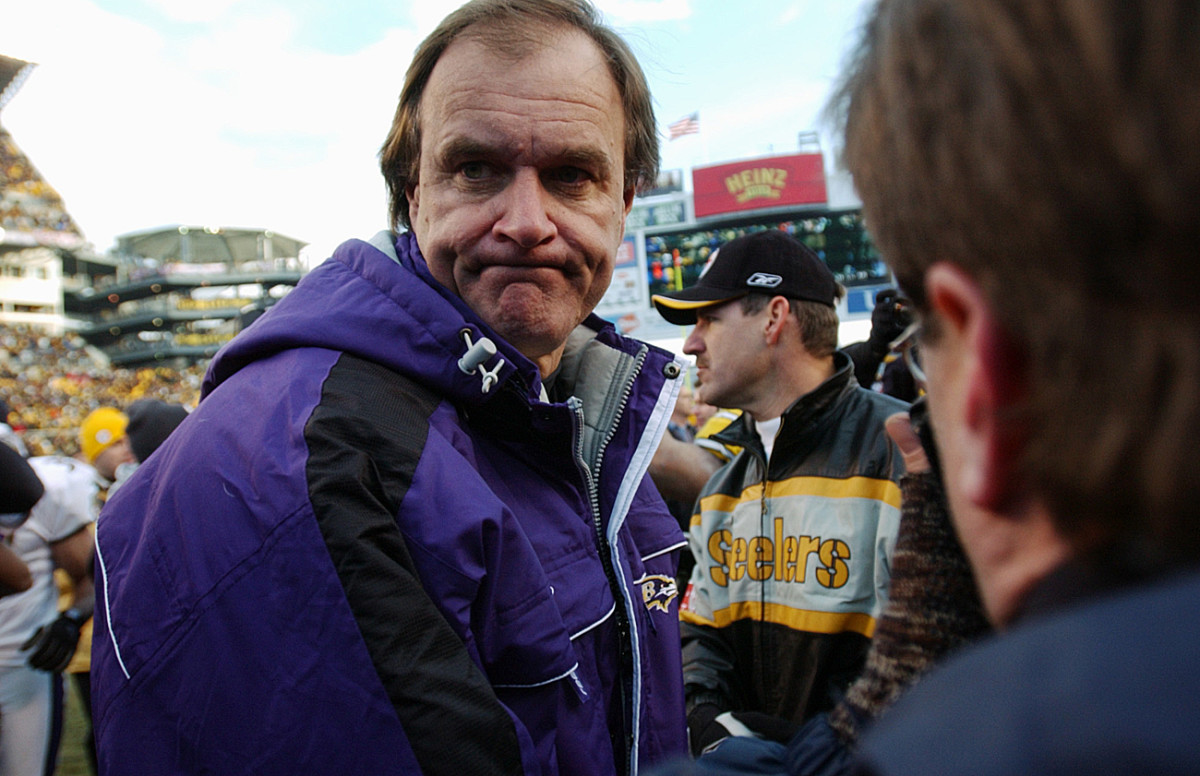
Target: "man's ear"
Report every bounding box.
[762,296,791,345]
[926,263,1028,511]
[406,183,420,225]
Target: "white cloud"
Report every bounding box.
[0,0,164,65]
[410,0,477,36]
[0,0,421,258]
[139,0,245,25]
[778,5,803,25]
[596,0,693,23]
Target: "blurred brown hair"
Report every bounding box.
[834,0,1200,562]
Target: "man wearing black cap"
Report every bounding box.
[108,399,190,496]
[652,229,907,756]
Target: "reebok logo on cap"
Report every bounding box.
[746,273,783,288]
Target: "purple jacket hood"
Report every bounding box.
[206,231,580,408]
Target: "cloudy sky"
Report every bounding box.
[1,0,873,264]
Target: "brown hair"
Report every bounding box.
[740,293,843,359]
[379,0,659,230]
[835,0,1200,562]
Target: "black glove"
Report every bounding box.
[22,609,86,673]
[867,289,911,355]
[687,702,730,757]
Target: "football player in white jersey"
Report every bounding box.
[0,454,96,775]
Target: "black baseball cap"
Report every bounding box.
[652,230,839,325]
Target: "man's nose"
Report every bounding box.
[683,328,704,355]
[493,170,557,248]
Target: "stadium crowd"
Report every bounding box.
[0,127,80,237]
[0,322,203,457]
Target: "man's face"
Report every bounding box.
[683,300,771,411]
[93,437,134,481]
[407,29,632,374]
[912,299,992,594]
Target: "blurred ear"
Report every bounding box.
[926,263,1028,511]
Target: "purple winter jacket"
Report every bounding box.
[92,231,689,775]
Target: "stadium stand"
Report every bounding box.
[0,321,203,458]
[64,225,305,366]
[2,52,305,368]
[2,53,96,340]
[1,56,85,244]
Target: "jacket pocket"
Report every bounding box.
[481,545,615,698]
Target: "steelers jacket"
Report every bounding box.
[679,354,907,724]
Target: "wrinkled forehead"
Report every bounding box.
[418,30,625,173]
[423,20,621,116]
[455,16,577,60]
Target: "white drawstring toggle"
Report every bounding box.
[458,336,496,373]
[458,331,505,394]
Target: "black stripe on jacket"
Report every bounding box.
[306,353,523,775]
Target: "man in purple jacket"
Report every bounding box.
[91,1,688,773]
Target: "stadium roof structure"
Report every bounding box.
[116,225,307,265]
[0,55,36,112]
[1,54,87,250]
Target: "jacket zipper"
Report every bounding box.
[758,418,775,710]
[567,344,648,775]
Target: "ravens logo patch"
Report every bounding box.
[636,574,679,613]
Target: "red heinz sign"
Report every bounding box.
[691,153,827,218]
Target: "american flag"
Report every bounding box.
[667,112,700,140]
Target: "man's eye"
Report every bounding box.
[460,162,490,180]
[551,167,589,185]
